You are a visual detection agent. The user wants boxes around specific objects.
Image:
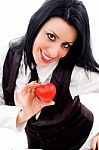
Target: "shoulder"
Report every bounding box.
[8,36,25,54]
[2,37,25,74]
[3,37,25,65]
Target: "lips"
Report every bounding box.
[40,49,53,63]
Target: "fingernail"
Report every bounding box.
[90,148,94,150]
[50,101,55,105]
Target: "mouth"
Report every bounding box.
[40,49,53,63]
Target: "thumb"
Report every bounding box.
[47,101,55,106]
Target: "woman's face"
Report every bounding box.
[32,17,78,67]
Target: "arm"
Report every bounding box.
[0,50,23,130]
[71,66,99,150]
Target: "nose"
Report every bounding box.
[48,45,60,58]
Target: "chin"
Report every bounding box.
[38,62,50,67]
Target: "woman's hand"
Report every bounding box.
[91,133,99,150]
[15,81,55,125]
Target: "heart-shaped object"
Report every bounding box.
[35,83,56,102]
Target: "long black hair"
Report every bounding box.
[11,0,99,72]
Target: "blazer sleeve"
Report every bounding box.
[0,49,25,131]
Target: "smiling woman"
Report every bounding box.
[0,0,99,150]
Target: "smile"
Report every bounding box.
[40,49,53,63]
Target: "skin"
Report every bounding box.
[15,17,99,149]
[15,81,55,123]
[32,17,77,67]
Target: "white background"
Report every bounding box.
[0,0,99,149]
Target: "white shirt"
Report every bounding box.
[0,51,99,149]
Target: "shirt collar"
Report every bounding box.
[36,60,59,83]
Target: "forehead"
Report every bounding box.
[40,17,78,42]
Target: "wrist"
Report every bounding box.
[16,109,27,126]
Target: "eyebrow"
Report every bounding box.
[48,29,75,44]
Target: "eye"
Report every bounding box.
[63,42,72,49]
[47,33,56,41]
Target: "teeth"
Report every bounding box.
[41,49,52,61]
[42,52,51,60]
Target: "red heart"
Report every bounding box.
[35,83,56,102]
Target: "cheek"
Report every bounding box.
[59,50,69,58]
[33,34,50,50]
[33,39,47,51]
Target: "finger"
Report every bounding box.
[25,81,40,89]
[46,101,55,106]
[27,87,32,92]
[28,81,37,85]
[41,100,55,108]
[25,80,37,85]
[22,83,36,94]
[22,87,27,95]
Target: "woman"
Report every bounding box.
[0,0,99,149]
